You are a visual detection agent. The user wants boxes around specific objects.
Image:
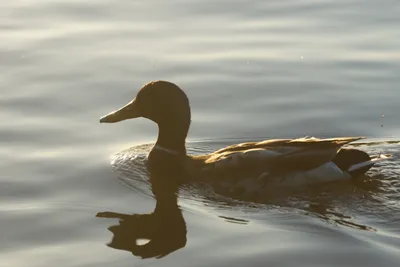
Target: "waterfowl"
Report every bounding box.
[100,81,390,191]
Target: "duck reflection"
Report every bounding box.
[97,164,187,259]
[305,201,375,231]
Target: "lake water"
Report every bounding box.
[1,0,400,266]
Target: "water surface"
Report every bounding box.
[1,0,400,266]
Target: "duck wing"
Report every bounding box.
[203,136,365,173]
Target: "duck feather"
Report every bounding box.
[197,136,366,174]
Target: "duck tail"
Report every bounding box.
[332,148,391,178]
[347,154,391,173]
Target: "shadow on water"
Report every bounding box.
[96,200,187,259]
[96,149,188,259]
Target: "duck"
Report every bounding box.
[100,80,390,192]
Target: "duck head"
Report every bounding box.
[100,80,191,154]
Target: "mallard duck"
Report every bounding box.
[100,80,390,189]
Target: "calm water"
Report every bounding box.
[1,0,400,266]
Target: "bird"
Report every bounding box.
[100,80,390,195]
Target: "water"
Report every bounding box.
[1,0,400,266]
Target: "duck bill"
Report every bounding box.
[100,99,141,123]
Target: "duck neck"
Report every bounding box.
[156,123,188,155]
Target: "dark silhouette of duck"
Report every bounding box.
[100,80,390,190]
